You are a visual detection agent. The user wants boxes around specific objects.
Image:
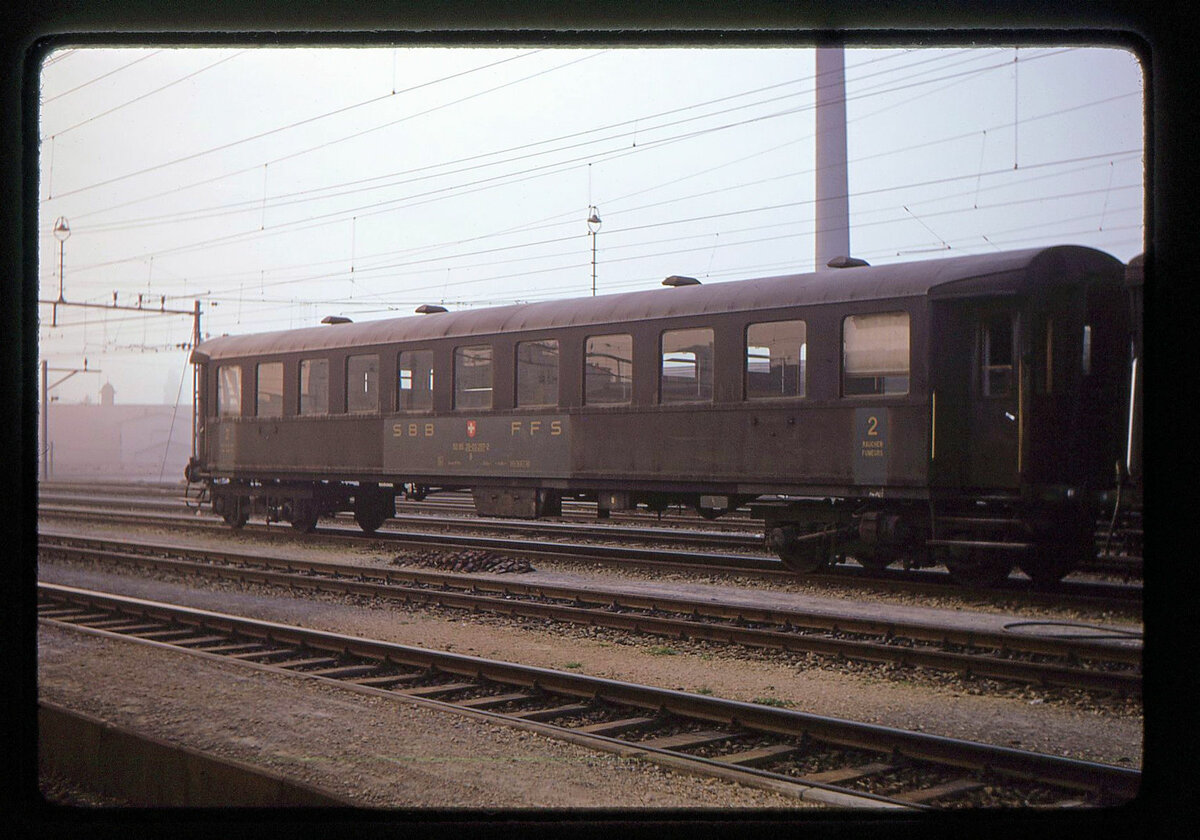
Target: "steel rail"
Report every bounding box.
[36,487,1149,572]
[37,490,766,547]
[38,534,1142,695]
[39,502,1144,615]
[38,582,1142,807]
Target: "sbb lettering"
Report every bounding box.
[392,423,435,438]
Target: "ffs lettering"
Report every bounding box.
[510,420,563,436]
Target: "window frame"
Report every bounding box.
[397,348,435,413]
[583,333,634,406]
[453,344,494,411]
[978,313,1016,399]
[217,364,242,418]
[744,318,807,401]
[841,310,911,397]
[345,353,380,414]
[660,326,714,405]
[515,338,560,408]
[255,361,284,418]
[298,357,329,417]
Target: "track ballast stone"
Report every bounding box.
[393,549,535,574]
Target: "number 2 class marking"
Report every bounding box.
[867,415,879,436]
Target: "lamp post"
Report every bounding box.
[587,206,601,296]
[52,216,70,328]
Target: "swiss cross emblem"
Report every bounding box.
[466,420,477,438]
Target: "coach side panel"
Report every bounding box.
[201,297,931,497]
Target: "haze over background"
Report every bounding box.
[37,45,1144,408]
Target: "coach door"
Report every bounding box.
[1023,282,1129,491]
[929,300,1021,490]
[966,305,1021,489]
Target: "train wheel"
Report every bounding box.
[291,499,318,534]
[768,526,830,574]
[354,506,387,534]
[354,489,392,534]
[222,499,249,530]
[943,547,1012,588]
[1018,542,1080,588]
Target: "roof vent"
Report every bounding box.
[826,256,870,269]
[662,275,701,287]
[415,304,448,314]
[321,315,353,325]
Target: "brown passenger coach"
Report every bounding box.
[187,245,1135,588]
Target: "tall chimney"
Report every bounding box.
[815,47,851,267]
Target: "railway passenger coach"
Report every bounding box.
[187,245,1133,588]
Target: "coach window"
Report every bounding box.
[256,362,284,418]
[661,328,714,403]
[746,320,806,399]
[843,312,910,396]
[979,314,1015,397]
[217,365,242,417]
[516,339,559,407]
[299,358,329,416]
[454,345,493,410]
[346,354,379,413]
[398,349,434,412]
[584,334,632,405]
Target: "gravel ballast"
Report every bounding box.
[37,522,1143,807]
[37,624,811,809]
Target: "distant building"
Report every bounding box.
[43,384,192,482]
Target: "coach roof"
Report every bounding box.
[193,245,1120,362]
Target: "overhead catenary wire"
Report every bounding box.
[37,46,1142,381]
[186,191,1144,312]
[52,80,1137,282]
[73,208,1140,337]
[56,46,931,223]
[41,50,164,104]
[49,50,1113,321]
[146,191,1140,321]
[46,51,247,138]
[47,49,588,204]
[35,45,1123,249]
[178,216,1145,326]
[60,46,1062,236]
[160,148,1145,297]
[59,147,1139,321]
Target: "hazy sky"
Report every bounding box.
[36,45,1144,406]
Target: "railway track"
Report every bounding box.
[38,582,1141,809]
[38,483,1145,577]
[38,533,1142,697]
[37,500,1143,614]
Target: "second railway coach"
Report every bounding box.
[187,245,1131,588]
